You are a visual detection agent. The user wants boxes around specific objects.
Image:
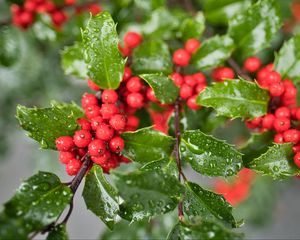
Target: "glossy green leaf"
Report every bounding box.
[274,34,300,82]
[179,12,205,41]
[197,79,269,119]
[4,172,72,233]
[246,143,300,179]
[167,220,244,240]
[203,0,252,26]
[82,12,126,89]
[61,42,87,79]
[131,40,172,74]
[82,165,120,229]
[46,224,68,240]
[16,101,83,149]
[183,182,238,227]
[180,130,243,177]
[228,0,282,58]
[140,74,179,104]
[191,35,235,69]
[0,213,28,240]
[121,127,175,164]
[113,169,183,222]
[141,157,178,178]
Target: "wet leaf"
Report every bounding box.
[46,224,68,240]
[178,12,205,41]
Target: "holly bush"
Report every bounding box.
[1,0,300,239]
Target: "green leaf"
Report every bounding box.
[167,220,244,240]
[46,224,68,240]
[191,35,235,69]
[113,169,183,222]
[228,0,282,58]
[16,101,83,149]
[0,27,20,67]
[4,172,72,232]
[82,12,126,89]
[246,143,300,179]
[203,0,252,26]
[183,182,238,227]
[0,213,28,240]
[82,165,120,229]
[178,12,205,41]
[180,130,243,177]
[197,79,269,119]
[131,40,172,74]
[61,42,87,79]
[140,157,178,178]
[121,127,175,164]
[140,74,179,104]
[274,34,300,82]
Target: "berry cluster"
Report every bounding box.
[243,57,300,169]
[10,0,101,30]
[55,88,136,176]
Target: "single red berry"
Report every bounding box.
[126,93,144,108]
[265,71,281,86]
[91,151,111,165]
[193,72,206,84]
[59,151,76,164]
[146,87,157,102]
[100,103,119,119]
[170,73,184,87]
[126,77,143,92]
[88,139,106,156]
[109,114,126,131]
[118,44,131,57]
[283,79,294,88]
[184,75,197,87]
[109,136,125,153]
[102,90,118,103]
[101,154,120,173]
[212,67,235,82]
[283,85,297,99]
[55,136,74,151]
[66,159,82,176]
[294,152,300,168]
[172,49,191,66]
[269,82,285,97]
[184,38,200,54]
[126,115,139,129]
[87,80,100,91]
[77,118,91,131]
[24,1,37,12]
[273,117,291,132]
[243,57,261,72]
[73,130,92,148]
[96,123,114,141]
[195,83,206,94]
[250,117,262,127]
[274,133,284,143]
[179,84,193,99]
[87,3,102,15]
[19,11,34,28]
[90,116,104,131]
[283,129,300,144]
[187,95,200,110]
[123,67,132,81]
[81,93,98,109]
[84,105,101,119]
[275,107,290,118]
[51,10,68,27]
[293,145,300,152]
[262,114,275,129]
[124,32,143,49]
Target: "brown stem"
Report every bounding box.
[227,58,251,81]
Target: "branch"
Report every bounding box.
[227,58,251,81]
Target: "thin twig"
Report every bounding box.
[227,58,251,81]
[61,197,74,224]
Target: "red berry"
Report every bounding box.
[55,136,74,151]
[283,129,300,144]
[126,77,142,92]
[269,82,284,96]
[283,85,297,99]
[193,72,206,84]
[73,130,92,148]
[77,118,91,131]
[243,57,261,72]
[274,133,284,143]
[81,93,98,109]
[91,151,111,165]
[65,0,76,5]
[100,103,119,119]
[51,10,67,27]
[262,114,275,129]
[187,95,200,110]
[66,159,82,176]
[212,67,235,82]
[172,49,191,66]
[146,87,157,102]
[179,84,193,99]
[120,155,131,163]
[102,90,118,103]
[123,67,132,81]
[126,115,139,129]
[293,145,300,152]
[10,4,22,14]
[90,116,104,131]
[273,117,291,132]
[77,148,86,157]
[24,1,37,12]
[295,108,300,120]
[87,3,102,15]
[87,80,100,91]
[170,73,184,87]
[96,123,114,141]
[126,93,144,108]
[195,83,206,94]
[84,105,101,119]
[265,71,281,85]
[109,136,125,152]
[118,44,131,57]
[275,107,290,118]
[59,151,76,164]
[184,75,197,87]
[184,38,200,54]
[19,11,34,28]
[124,32,143,49]
[37,2,56,13]
[88,139,106,156]
[109,114,126,131]
[294,152,300,168]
